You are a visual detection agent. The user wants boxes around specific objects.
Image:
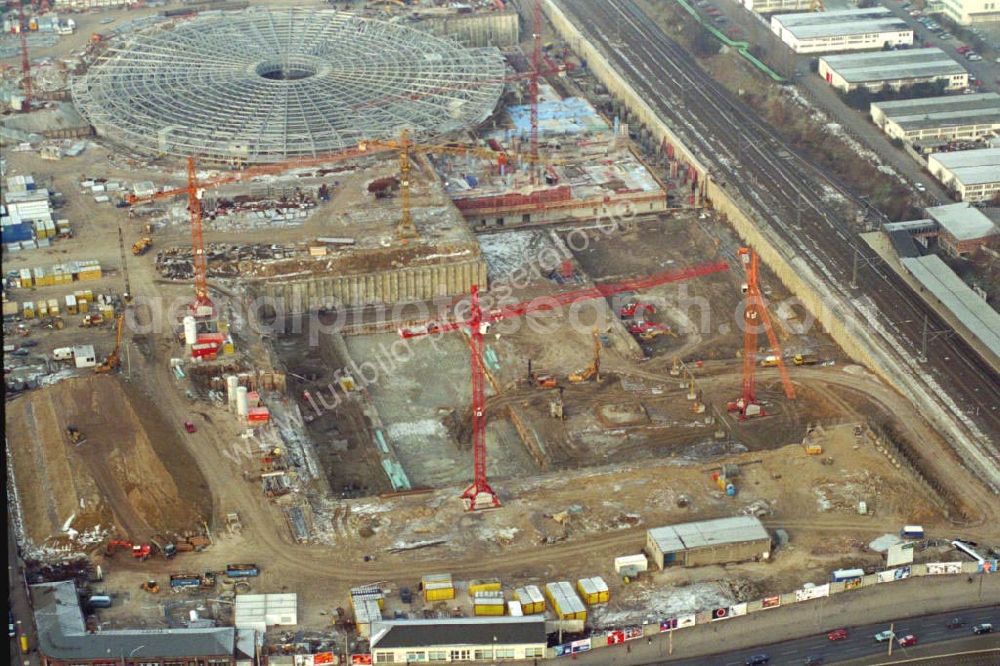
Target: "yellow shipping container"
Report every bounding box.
[47,299,59,316]
[468,579,502,596]
[473,603,505,616]
[65,295,78,315]
[422,573,455,602]
[78,270,102,282]
[82,290,94,301]
[36,301,48,317]
[22,302,35,319]
[222,342,235,355]
[545,582,587,622]
[515,585,546,615]
[19,268,32,288]
[78,299,89,314]
[576,577,610,605]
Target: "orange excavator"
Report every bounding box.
[94,313,125,374]
[105,539,152,561]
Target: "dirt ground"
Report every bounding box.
[6,375,211,554]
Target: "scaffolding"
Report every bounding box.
[71,8,505,164]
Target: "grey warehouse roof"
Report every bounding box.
[370,617,547,649]
[930,148,1000,185]
[821,48,964,83]
[774,8,910,39]
[72,7,505,164]
[31,581,238,659]
[874,93,1000,131]
[649,516,770,554]
[926,202,999,241]
[901,255,1000,360]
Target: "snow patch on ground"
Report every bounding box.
[594,582,734,627]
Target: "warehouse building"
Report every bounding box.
[871,93,1000,143]
[369,617,547,664]
[646,516,771,569]
[940,0,1000,26]
[818,48,968,93]
[925,202,1000,255]
[770,8,913,54]
[31,581,257,666]
[927,148,1000,202]
[739,0,812,14]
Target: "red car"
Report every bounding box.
[827,628,848,641]
[956,45,971,54]
[184,421,197,433]
[897,634,917,647]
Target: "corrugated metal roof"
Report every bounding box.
[774,8,909,39]
[234,593,297,628]
[545,581,586,615]
[926,203,999,241]
[901,255,1000,360]
[649,516,770,554]
[821,48,963,84]
[875,93,1000,132]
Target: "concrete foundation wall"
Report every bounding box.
[542,0,1000,489]
[419,12,520,48]
[255,258,488,312]
[462,193,669,230]
[682,538,771,567]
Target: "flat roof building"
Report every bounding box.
[369,617,547,664]
[770,8,913,54]
[818,48,968,93]
[646,516,771,569]
[871,93,1000,143]
[927,148,1000,202]
[925,202,1000,255]
[30,581,256,666]
[941,0,1000,26]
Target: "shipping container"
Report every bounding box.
[468,578,502,596]
[22,302,34,319]
[65,294,78,315]
[514,585,545,614]
[614,554,649,574]
[47,298,59,316]
[545,581,587,621]
[2,301,19,317]
[830,568,865,583]
[225,563,259,578]
[88,595,112,609]
[421,573,455,602]
[507,600,523,617]
[169,573,203,589]
[53,347,74,361]
[576,577,609,605]
[37,301,48,317]
[901,525,924,539]
[247,407,270,424]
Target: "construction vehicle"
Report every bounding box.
[399,260,728,510]
[793,354,819,366]
[149,537,177,559]
[569,328,601,383]
[619,301,655,319]
[760,355,781,367]
[94,313,125,374]
[131,237,152,256]
[80,313,104,327]
[66,426,86,446]
[140,580,160,594]
[105,539,152,560]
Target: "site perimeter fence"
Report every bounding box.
[550,559,997,656]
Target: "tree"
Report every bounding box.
[692,27,721,58]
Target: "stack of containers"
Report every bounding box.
[514,585,546,614]
[77,260,102,281]
[473,591,505,616]
[544,581,587,621]
[33,266,52,287]
[468,579,502,596]
[421,574,455,602]
[576,577,610,605]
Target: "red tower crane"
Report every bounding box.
[731,247,795,418]
[400,260,730,510]
[18,0,32,111]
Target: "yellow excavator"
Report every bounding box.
[569,328,601,383]
[94,313,125,374]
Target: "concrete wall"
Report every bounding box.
[254,258,488,313]
[683,538,771,567]
[542,0,1000,490]
[418,11,520,48]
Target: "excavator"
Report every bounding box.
[140,580,160,594]
[131,237,152,256]
[569,329,601,383]
[94,313,125,374]
[105,539,152,561]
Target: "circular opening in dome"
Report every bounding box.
[256,59,318,81]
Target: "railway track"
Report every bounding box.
[558,0,1000,460]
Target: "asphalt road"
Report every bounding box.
[683,606,1000,666]
[558,0,1000,472]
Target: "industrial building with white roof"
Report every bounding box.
[925,202,1000,255]
[369,617,547,664]
[927,148,1000,202]
[818,48,968,93]
[646,516,771,568]
[770,8,913,54]
[739,0,812,14]
[871,93,1000,143]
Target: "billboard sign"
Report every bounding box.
[761,595,781,609]
[350,656,373,666]
[927,562,963,575]
[711,606,730,621]
[887,542,915,567]
[977,560,997,574]
[555,639,592,656]
[876,566,911,583]
[794,584,830,602]
[659,614,696,631]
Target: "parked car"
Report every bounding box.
[827,628,848,641]
[956,45,972,54]
[874,630,895,642]
[968,54,982,61]
[915,183,927,192]
[897,634,917,647]
[8,610,14,638]
[972,623,993,635]
[940,33,953,40]
[946,617,966,629]
[400,587,413,604]
[715,15,728,23]
[19,340,38,347]
[803,657,824,666]
[183,421,196,433]
[745,655,770,666]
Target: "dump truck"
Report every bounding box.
[793,354,819,366]
[760,355,781,367]
[131,237,152,256]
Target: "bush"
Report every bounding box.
[692,27,722,57]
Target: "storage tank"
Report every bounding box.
[226,375,239,411]
[183,315,197,345]
[236,386,249,417]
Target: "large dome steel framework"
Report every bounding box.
[72,8,506,163]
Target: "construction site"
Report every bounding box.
[3,1,999,664]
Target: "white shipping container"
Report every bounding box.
[53,347,74,361]
[614,554,649,574]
